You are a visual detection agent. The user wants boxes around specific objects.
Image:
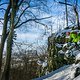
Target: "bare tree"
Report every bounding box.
[0,1,11,73]
[0,0,51,80]
[73,0,79,29]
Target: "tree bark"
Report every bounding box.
[0,3,11,73]
[73,0,80,29]
[0,0,17,80]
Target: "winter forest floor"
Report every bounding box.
[34,63,80,80]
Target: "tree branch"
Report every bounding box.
[15,16,52,28]
[35,20,48,28]
[14,6,30,27]
[18,0,24,7]
[0,2,9,6]
[0,18,4,20]
[59,2,72,6]
[0,8,6,11]
[0,21,3,25]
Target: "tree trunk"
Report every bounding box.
[65,0,68,27]
[1,29,14,80]
[0,0,17,80]
[73,0,80,29]
[0,3,11,74]
[74,7,79,29]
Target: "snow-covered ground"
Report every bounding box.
[44,64,77,80]
[34,63,80,80]
[74,75,80,80]
[33,29,80,80]
[34,65,70,80]
[34,43,80,80]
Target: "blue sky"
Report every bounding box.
[0,0,80,49]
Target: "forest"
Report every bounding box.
[0,0,80,80]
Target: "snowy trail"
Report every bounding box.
[34,65,70,80]
[44,63,80,80]
[44,65,73,80]
[34,63,80,80]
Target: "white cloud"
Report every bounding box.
[17,32,39,41]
